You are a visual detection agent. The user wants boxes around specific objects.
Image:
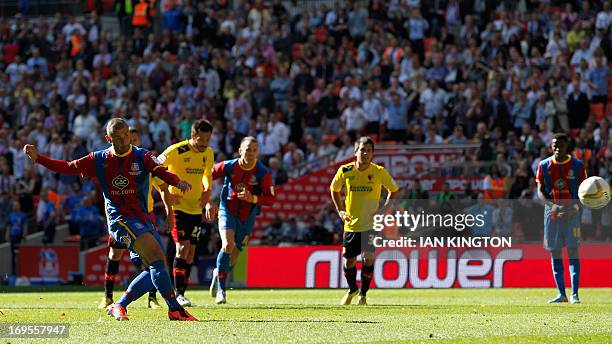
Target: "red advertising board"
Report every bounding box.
[246,244,612,288]
[19,245,80,281]
[81,245,139,286]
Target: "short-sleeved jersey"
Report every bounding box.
[157,140,214,215]
[331,162,399,232]
[536,155,587,204]
[70,145,162,226]
[212,159,275,222]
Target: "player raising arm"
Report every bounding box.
[98,127,170,310]
[209,136,275,304]
[24,118,198,321]
[331,136,399,306]
[536,132,587,304]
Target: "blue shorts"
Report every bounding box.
[109,217,165,256]
[218,212,255,251]
[544,213,581,251]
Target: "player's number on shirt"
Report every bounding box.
[192,226,201,239]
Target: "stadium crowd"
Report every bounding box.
[0,0,612,253]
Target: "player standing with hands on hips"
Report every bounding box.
[536,133,587,304]
[331,136,399,305]
[24,118,198,321]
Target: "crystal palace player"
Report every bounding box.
[536,133,587,304]
[209,137,275,304]
[23,118,197,321]
[154,119,216,307]
[331,136,398,305]
[98,127,169,310]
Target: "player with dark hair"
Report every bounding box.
[536,132,587,304]
[155,119,216,307]
[209,136,275,304]
[331,136,399,305]
[24,118,198,321]
[98,127,167,310]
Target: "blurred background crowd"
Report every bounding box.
[0,0,611,251]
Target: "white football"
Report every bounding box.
[578,176,611,209]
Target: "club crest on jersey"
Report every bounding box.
[248,175,258,185]
[112,175,129,189]
[129,163,141,175]
[567,169,575,180]
[554,178,566,190]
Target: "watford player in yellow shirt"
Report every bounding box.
[155,119,217,307]
[331,136,399,306]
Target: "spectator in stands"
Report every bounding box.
[76,197,102,251]
[6,200,28,274]
[36,188,57,244]
[267,157,288,185]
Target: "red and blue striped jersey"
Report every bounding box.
[54,145,169,226]
[536,155,587,204]
[212,159,275,221]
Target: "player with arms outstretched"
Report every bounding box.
[331,136,399,305]
[155,119,216,307]
[209,136,275,304]
[98,127,168,310]
[24,118,197,321]
[536,133,587,304]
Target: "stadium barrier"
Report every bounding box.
[246,244,612,288]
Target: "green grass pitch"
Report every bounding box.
[0,288,611,343]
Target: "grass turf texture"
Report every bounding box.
[0,288,611,343]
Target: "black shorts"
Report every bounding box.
[343,230,375,258]
[171,210,202,245]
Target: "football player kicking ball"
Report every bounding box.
[155,119,216,307]
[331,136,398,305]
[209,137,275,304]
[98,127,170,310]
[25,118,197,321]
[536,133,587,304]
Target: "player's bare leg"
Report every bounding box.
[214,229,235,304]
[174,240,192,306]
[109,232,197,321]
[99,247,124,309]
[358,253,375,305]
[341,251,359,305]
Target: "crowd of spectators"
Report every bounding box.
[1,0,612,249]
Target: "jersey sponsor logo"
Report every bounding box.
[183,158,191,163]
[185,167,204,174]
[110,189,136,196]
[350,185,373,192]
[112,175,129,189]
